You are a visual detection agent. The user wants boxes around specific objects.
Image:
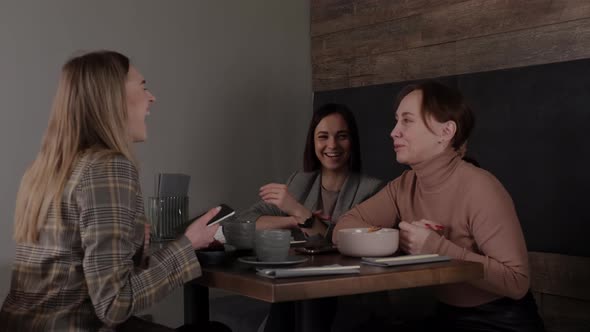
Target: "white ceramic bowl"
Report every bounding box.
[337,228,399,257]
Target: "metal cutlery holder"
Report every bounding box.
[147,196,189,241]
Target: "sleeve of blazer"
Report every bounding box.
[357,176,386,202]
[77,155,201,327]
[237,171,299,222]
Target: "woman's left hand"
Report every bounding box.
[399,220,437,255]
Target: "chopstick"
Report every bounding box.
[367,226,382,233]
[424,223,445,231]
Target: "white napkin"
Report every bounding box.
[213,226,226,243]
[257,264,360,279]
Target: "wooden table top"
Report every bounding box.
[192,251,483,303]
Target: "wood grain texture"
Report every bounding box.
[195,253,483,303]
[311,0,590,91]
[311,0,467,37]
[529,251,590,301]
[529,252,590,332]
[539,293,590,332]
[314,18,590,90]
[312,0,590,64]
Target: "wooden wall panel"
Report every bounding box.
[311,0,590,91]
[529,252,590,302]
[311,0,466,37]
[540,294,590,332]
[312,0,590,64]
[529,252,590,332]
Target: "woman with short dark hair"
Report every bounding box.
[334,81,544,331]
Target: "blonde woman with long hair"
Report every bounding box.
[0,51,221,331]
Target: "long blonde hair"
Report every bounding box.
[14,51,136,243]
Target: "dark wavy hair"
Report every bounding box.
[303,103,362,173]
[396,80,475,151]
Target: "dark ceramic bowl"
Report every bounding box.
[195,244,236,266]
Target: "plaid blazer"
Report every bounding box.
[0,153,200,331]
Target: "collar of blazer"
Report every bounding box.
[301,172,360,221]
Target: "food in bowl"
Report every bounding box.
[337,227,399,257]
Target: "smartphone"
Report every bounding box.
[192,204,235,227]
[295,245,338,255]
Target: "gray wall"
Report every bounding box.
[0,0,311,327]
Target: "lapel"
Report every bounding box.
[332,173,360,219]
[302,173,321,213]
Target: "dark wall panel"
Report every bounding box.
[313,59,590,256]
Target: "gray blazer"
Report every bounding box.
[238,171,384,225]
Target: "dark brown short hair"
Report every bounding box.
[396,81,475,150]
[303,103,362,173]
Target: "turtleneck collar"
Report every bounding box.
[411,148,462,191]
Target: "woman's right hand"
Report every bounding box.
[398,220,437,255]
[184,206,221,250]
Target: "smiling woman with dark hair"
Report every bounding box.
[238,103,384,332]
[302,103,363,173]
[239,103,382,240]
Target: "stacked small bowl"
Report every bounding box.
[254,229,291,262]
[222,221,256,250]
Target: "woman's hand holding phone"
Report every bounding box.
[184,206,221,250]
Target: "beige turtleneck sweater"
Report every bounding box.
[333,149,530,307]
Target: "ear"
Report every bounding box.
[441,121,457,143]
